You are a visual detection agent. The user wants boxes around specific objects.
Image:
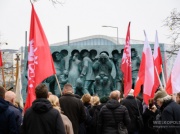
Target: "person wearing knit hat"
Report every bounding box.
[153,89,171,107]
[152,89,180,134]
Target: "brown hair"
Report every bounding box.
[35,83,48,99]
[0,86,6,99]
[63,83,73,94]
[177,92,180,98]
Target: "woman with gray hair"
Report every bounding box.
[153,89,180,134]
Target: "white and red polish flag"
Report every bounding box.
[152,31,162,96]
[166,49,180,94]
[134,31,155,104]
[24,4,56,112]
[121,22,132,97]
[153,31,162,74]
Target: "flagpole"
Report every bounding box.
[155,66,163,88]
[54,74,62,96]
[1,66,6,89]
[15,54,20,87]
[161,65,166,88]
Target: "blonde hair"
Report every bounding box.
[48,94,61,112]
[90,95,100,106]
[81,94,91,103]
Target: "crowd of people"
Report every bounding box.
[0,84,180,134]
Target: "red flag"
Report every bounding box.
[121,22,132,97]
[166,49,180,94]
[0,51,3,67]
[24,5,56,112]
[134,31,155,104]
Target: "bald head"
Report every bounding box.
[5,91,16,104]
[110,90,120,100]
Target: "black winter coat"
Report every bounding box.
[21,98,65,134]
[8,102,22,134]
[97,99,131,134]
[121,96,143,132]
[0,98,18,134]
[59,94,86,134]
[143,107,159,134]
[158,100,180,134]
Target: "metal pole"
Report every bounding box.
[117,27,118,45]
[67,26,70,45]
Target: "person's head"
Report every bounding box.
[81,94,91,104]
[127,89,134,97]
[99,53,108,63]
[103,76,109,83]
[154,89,171,107]
[52,51,61,61]
[131,48,137,57]
[95,76,101,83]
[0,86,6,99]
[90,95,100,106]
[82,50,89,58]
[176,92,180,104]
[100,96,109,104]
[63,83,74,94]
[76,78,83,88]
[109,90,120,100]
[35,83,49,99]
[5,91,16,105]
[48,94,60,112]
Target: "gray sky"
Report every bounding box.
[0,0,180,49]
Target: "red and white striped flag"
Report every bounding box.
[152,31,162,97]
[166,49,180,94]
[134,31,155,104]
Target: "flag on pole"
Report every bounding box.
[166,49,180,94]
[15,63,24,109]
[121,22,132,97]
[153,31,162,74]
[24,4,56,112]
[152,31,162,96]
[134,31,155,104]
[0,51,3,67]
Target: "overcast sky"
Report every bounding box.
[0,0,180,50]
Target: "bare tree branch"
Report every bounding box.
[163,8,180,59]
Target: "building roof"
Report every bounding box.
[51,35,155,46]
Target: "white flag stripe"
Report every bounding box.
[144,31,154,96]
[171,49,180,93]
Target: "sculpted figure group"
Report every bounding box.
[45,49,140,98]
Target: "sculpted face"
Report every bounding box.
[99,53,108,63]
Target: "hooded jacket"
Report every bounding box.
[0,98,18,134]
[21,98,65,134]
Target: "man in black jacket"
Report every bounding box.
[0,86,18,134]
[59,83,86,134]
[121,89,143,134]
[97,90,131,134]
[21,83,65,134]
[5,91,22,134]
[153,89,180,134]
